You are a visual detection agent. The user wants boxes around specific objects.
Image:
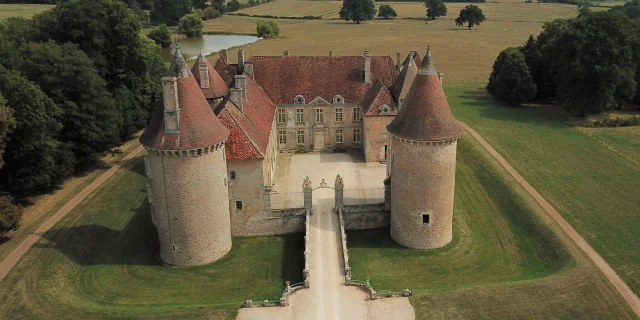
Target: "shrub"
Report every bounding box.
[202,7,221,20]
[227,0,241,12]
[592,116,640,127]
[0,194,21,237]
[378,4,398,18]
[147,24,172,47]
[178,14,204,37]
[256,20,280,38]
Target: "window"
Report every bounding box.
[297,130,305,144]
[422,214,430,225]
[336,129,343,143]
[277,109,286,123]
[235,200,243,210]
[335,108,343,122]
[230,171,236,180]
[333,95,344,104]
[296,109,304,123]
[278,130,286,144]
[353,128,361,143]
[315,108,324,123]
[294,95,305,104]
[353,107,361,121]
[380,104,390,114]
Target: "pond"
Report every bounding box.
[160,34,261,62]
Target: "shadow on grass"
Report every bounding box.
[280,232,305,287]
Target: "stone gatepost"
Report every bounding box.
[384,177,391,211]
[335,174,344,209]
[263,185,272,211]
[303,176,312,210]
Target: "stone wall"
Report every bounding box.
[231,208,306,237]
[342,203,390,230]
[363,115,394,163]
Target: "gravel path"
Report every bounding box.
[0,145,145,283]
[459,121,640,317]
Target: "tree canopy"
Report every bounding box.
[0,193,21,237]
[378,4,397,19]
[425,0,447,20]
[455,4,485,29]
[178,13,204,37]
[256,20,280,38]
[339,0,376,23]
[487,47,537,104]
[148,24,172,48]
[150,0,192,25]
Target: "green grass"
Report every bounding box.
[0,159,303,319]
[0,4,54,20]
[445,83,640,296]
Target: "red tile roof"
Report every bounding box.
[217,74,277,161]
[213,56,236,87]
[192,54,229,99]
[387,49,461,141]
[250,55,398,105]
[362,79,397,116]
[140,50,229,150]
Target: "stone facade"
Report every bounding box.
[363,115,394,163]
[146,144,232,266]
[342,204,390,230]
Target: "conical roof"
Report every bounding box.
[140,47,229,150]
[191,53,229,99]
[389,53,419,102]
[386,46,461,141]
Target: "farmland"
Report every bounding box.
[0,4,54,20]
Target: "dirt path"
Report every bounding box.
[0,145,145,283]
[459,121,640,317]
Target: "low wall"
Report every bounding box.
[341,204,390,230]
[231,208,306,237]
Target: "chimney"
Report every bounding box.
[220,49,228,63]
[244,61,254,79]
[162,77,180,132]
[364,51,371,84]
[396,51,401,72]
[283,50,289,56]
[198,63,209,89]
[438,72,444,86]
[409,49,416,60]
[329,51,333,57]
[237,50,245,72]
[230,75,246,112]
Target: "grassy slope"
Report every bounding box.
[0,159,303,319]
[446,83,640,296]
[0,4,54,20]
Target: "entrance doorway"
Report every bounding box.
[314,131,325,150]
[379,144,388,161]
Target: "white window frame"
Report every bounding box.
[278,130,286,144]
[277,109,286,123]
[315,108,324,124]
[335,107,343,122]
[353,128,361,143]
[297,130,305,144]
[336,129,343,143]
[353,107,361,122]
[296,109,304,123]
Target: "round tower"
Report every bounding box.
[140,47,232,266]
[386,46,461,250]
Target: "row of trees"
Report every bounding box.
[487,8,640,115]
[0,0,165,234]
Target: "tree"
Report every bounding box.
[487,47,537,104]
[178,14,204,37]
[212,0,226,14]
[202,7,221,20]
[256,20,280,38]
[150,0,192,25]
[191,0,207,9]
[339,0,376,24]
[130,0,150,22]
[148,24,172,47]
[0,194,21,237]
[455,4,486,29]
[226,0,241,12]
[0,95,16,171]
[425,0,447,20]
[378,5,397,19]
[521,34,555,100]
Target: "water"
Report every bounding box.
[160,34,261,62]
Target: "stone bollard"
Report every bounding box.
[383,177,391,211]
[303,176,312,210]
[335,174,344,209]
[244,300,253,308]
[402,289,412,297]
[280,296,288,307]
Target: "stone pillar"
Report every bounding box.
[335,174,344,209]
[303,176,312,210]
[264,185,272,211]
[384,177,391,211]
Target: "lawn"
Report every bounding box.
[0,158,304,319]
[445,83,640,296]
[0,4,54,20]
[235,0,341,17]
[348,133,636,319]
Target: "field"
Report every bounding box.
[347,133,636,319]
[0,4,54,20]
[444,83,640,296]
[0,159,304,319]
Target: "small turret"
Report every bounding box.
[191,52,230,100]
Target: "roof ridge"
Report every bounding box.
[223,107,264,157]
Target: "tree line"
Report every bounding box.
[487,3,640,116]
[0,0,165,235]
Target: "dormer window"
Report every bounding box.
[333,95,345,104]
[294,95,305,104]
[380,104,391,114]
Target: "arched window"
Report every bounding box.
[333,95,345,104]
[294,95,305,104]
[379,104,391,114]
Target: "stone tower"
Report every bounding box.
[386,46,461,250]
[140,47,232,266]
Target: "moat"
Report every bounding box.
[159,34,260,62]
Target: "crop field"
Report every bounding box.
[206,1,586,81]
[348,134,636,319]
[0,4,54,20]
[445,83,640,296]
[0,159,304,319]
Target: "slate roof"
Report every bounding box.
[362,79,398,116]
[389,52,420,102]
[217,74,277,161]
[387,48,461,141]
[250,55,398,105]
[191,53,229,99]
[213,56,236,87]
[140,48,229,150]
